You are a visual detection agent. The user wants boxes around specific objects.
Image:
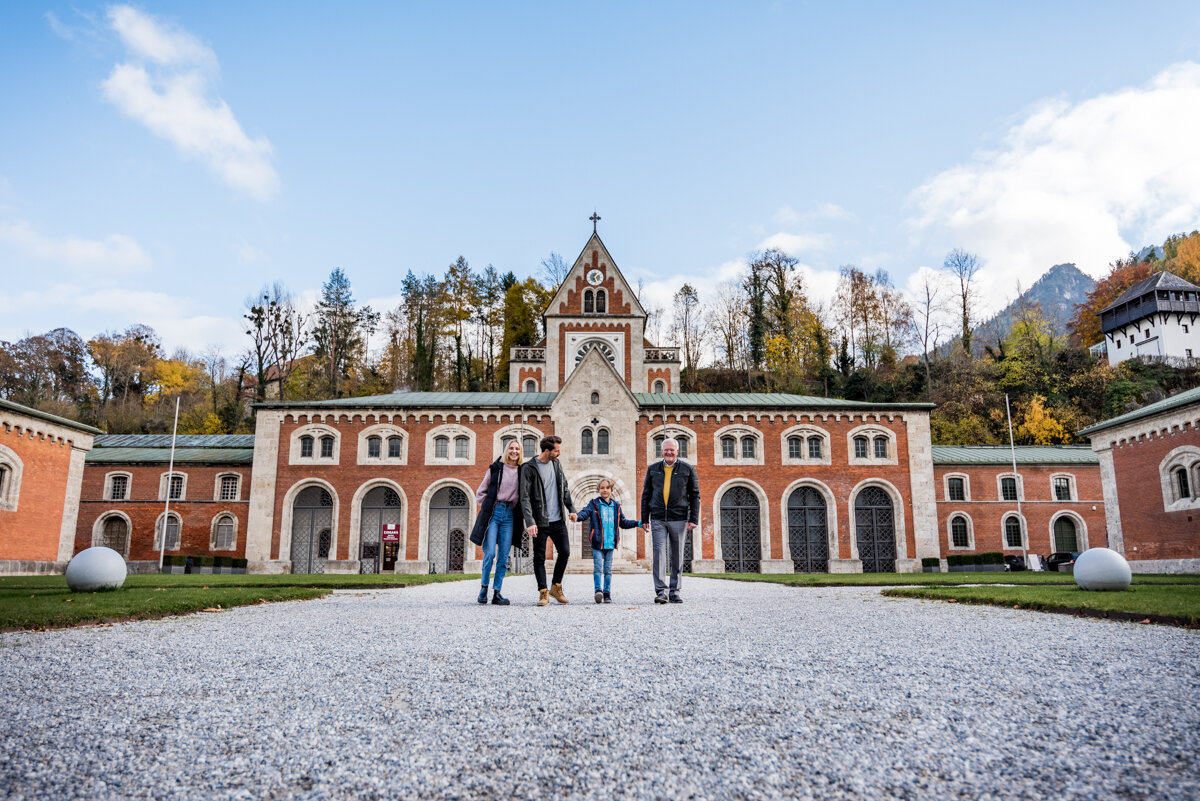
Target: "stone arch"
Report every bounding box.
[153,510,183,552]
[278,479,340,563]
[780,478,838,572]
[1001,510,1029,550]
[847,478,908,569]
[944,511,975,550]
[570,470,636,558]
[712,478,770,569]
[418,479,475,566]
[1048,510,1089,552]
[90,510,132,558]
[349,479,407,570]
[210,511,239,550]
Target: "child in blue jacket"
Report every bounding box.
[575,478,641,604]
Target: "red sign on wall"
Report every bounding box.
[382,524,400,542]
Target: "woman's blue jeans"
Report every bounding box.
[593,548,614,593]
[481,501,514,592]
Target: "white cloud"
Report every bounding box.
[0,220,150,270]
[100,6,278,200]
[757,231,830,255]
[909,61,1200,313]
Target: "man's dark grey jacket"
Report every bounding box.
[519,457,577,529]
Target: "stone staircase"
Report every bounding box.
[566,554,650,574]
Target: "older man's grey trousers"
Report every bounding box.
[650,518,686,597]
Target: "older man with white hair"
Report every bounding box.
[639,438,700,604]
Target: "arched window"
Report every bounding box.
[522,435,537,458]
[788,436,803,459]
[854,436,868,459]
[1004,516,1023,548]
[947,477,965,501]
[807,436,822,459]
[367,436,382,458]
[167,474,184,501]
[873,436,888,459]
[320,436,334,459]
[591,391,599,405]
[653,380,666,393]
[434,436,449,459]
[454,436,469,459]
[97,515,129,555]
[219,475,239,501]
[741,436,756,459]
[300,435,314,458]
[524,379,537,392]
[1053,476,1073,501]
[155,513,181,551]
[109,474,129,501]
[1053,517,1079,551]
[597,428,609,455]
[721,436,736,459]
[1001,477,1018,501]
[584,289,594,314]
[388,436,403,458]
[1176,468,1191,499]
[595,289,606,313]
[214,514,236,549]
[951,515,969,548]
[582,429,594,455]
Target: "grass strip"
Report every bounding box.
[881,584,1200,627]
[0,573,479,592]
[693,572,1200,587]
[0,586,329,632]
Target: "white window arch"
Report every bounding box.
[524,379,538,392]
[154,511,182,551]
[781,424,831,466]
[646,424,696,463]
[942,472,970,502]
[210,513,239,550]
[996,472,1024,502]
[103,470,132,502]
[158,471,188,502]
[652,379,667,393]
[1049,511,1089,552]
[846,479,910,564]
[425,424,476,466]
[846,424,898,466]
[1002,513,1027,550]
[713,424,763,466]
[0,444,22,512]
[1049,473,1075,501]
[91,511,132,557]
[1159,445,1200,511]
[214,472,241,502]
[357,424,408,465]
[945,512,974,550]
[289,424,341,465]
[493,424,545,462]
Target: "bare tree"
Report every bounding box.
[709,280,747,370]
[539,252,570,290]
[671,284,706,390]
[943,249,980,356]
[909,271,949,394]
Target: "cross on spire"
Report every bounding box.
[590,211,601,233]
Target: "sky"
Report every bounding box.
[3,1,1200,356]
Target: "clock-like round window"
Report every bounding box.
[575,340,616,367]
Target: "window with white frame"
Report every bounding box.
[950,515,970,548]
[367,436,381,458]
[1159,446,1200,510]
[291,426,339,464]
[300,436,314,458]
[741,436,755,458]
[455,436,469,459]
[425,425,475,465]
[1000,476,1019,501]
[808,437,822,459]
[652,380,666,393]
[788,437,803,459]
[847,426,897,466]
[782,426,830,465]
[0,449,19,512]
[525,379,538,392]
[721,436,735,459]
[946,477,965,501]
[435,436,448,458]
[1052,475,1073,501]
[155,513,182,550]
[854,436,868,458]
[714,425,763,466]
[388,436,402,458]
[1003,515,1024,549]
[219,474,239,501]
[159,472,187,501]
[320,436,334,459]
[357,426,407,465]
[107,473,130,501]
[212,514,237,550]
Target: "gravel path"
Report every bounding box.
[2,575,1198,800]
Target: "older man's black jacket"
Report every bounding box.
[640,459,700,525]
[518,457,576,530]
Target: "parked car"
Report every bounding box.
[1046,552,1080,572]
[1003,555,1026,571]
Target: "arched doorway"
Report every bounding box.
[855,486,896,573]
[292,486,333,574]
[360,486,403,573]
[429,486,468,574]
[1053,516,1079,552]
[97,515,128,556]
[720,486,761,573]
[788,486,829,573]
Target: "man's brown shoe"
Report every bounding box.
[537,588,550,606]
[550,583,569,604]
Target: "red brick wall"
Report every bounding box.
[557,322,632,388]
[933,464,1107,556]
[75,463,252,561]
[0,425,75,561]
[1109,427,1200,560]
[635,413,918,563]
[517,367,543,391]
[647,368,671,392]
[557,249,633,316]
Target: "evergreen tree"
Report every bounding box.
[311,268,379,398]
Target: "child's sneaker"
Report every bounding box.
[602,592,612,604]
[594,590,603,604]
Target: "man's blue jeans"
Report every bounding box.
[481,501,514,592]
[593,548,614,593]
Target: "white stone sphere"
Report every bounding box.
[1074,547,1132,591]
[65,547,128,592]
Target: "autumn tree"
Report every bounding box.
[1067,258,1156,347]
[499,277,545,388]
[943,249,980,356]
[709,281,747,371]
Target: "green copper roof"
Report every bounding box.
[255,392,556,409]
[932,445,1099,465]
[0,398,102,435]
[86,447,254,464]
[634,393,935,410]
[94,434,255,448]
[1078,385,1200,436]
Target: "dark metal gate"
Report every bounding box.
[291,486,333,574]
[720,486,761,573]
[360,486,402,574]
[854,486,896,573]
[429,486,468,574]
[788,487,829,573]
[682,530,693,573]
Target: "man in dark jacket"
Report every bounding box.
[519,435,578,606]
[640,438,700,604]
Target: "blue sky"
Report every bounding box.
[3,1,1200,355]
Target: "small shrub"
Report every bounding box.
[978,552,1005,565]
[214,556,232,568]
[232,558,248,569]
[921,557,941,567]
[196,556,215,568]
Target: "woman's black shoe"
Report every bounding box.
[491,591,510,606]
[602,593,612,603]
[477,586,489,604]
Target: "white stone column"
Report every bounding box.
[56,442,91,564]
[903,412,939,572]
[245,410,283,569]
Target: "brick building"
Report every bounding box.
[0,399,98,574]
[1081,385,1200,572]
[61,229,1111,575]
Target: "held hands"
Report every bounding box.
[568,513,578,522]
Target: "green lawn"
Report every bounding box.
[881,584,1200,627]
[0,573,477,631]
[694,571,1200,587]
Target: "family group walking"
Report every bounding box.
[469,435,699,606]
